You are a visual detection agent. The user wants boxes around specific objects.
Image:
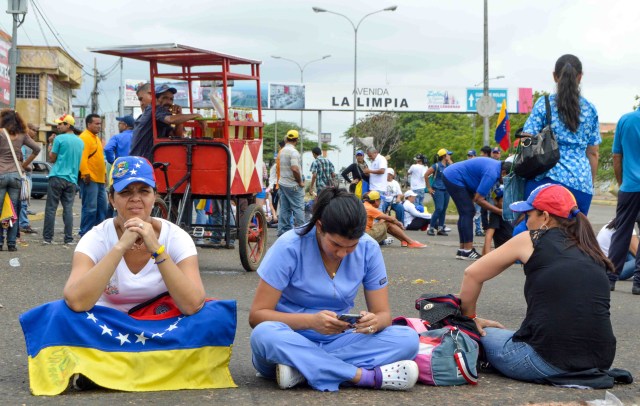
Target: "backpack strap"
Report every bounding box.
[544,95,551,127]
[392,316,427,333]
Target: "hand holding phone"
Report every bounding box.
[338,313,363,325]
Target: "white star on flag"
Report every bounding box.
[86,312,98,323]
[135,162,142,168]
[100,324,113,336]
[151,332,164,338]
[135,332,148,345]
[166,323,178,332]
[130,169,137,175]
[116,333,130,345]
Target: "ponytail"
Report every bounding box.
[554,54,582,132]
[555,212,615,274]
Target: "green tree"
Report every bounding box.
[262,121,338,163]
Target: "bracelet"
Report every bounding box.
[155,257,167,265]
[151,245,165,259]
[465,313,477,320]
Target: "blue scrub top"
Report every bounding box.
[257,226,388,342]
[443,157,501,197]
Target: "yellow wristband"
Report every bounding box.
[151,245,165,259]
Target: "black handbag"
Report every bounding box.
[514,95,560,179]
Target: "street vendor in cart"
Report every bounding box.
[130,84,203,161]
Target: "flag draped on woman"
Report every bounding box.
[494,100,510,151]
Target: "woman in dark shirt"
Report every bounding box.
[341,150,369,193]
[459,184,616,383]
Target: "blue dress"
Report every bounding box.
[523,94,600,195]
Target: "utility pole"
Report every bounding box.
[118,57,124,116]
[482,0,490,146]
[90,58,100,114]
[7,0,28,110]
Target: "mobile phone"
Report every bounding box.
[338,313,362,325]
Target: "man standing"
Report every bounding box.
[407,153,427,206]
[19,123,40,235]
[608,108,640,294]
[78,114,107,237]
[491,147,501,160]
[309,147,335,197]
[277,130,305,236]
[43,115,84,245]
[381,168,404,224]
[130,84,202,162]
[364,146,387,196]
[103,115,134,164]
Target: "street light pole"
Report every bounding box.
[482,0,489,146]
[473,75,504,146]
[271,55,331,160]
[7,0,28,110]
[313,6,397,162]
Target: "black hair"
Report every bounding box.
[85,114,101,127]
[554,54,582,133]
[278,140,285,148]
[501,161,512,173]
[480,145,492,156]
[136,83,151,94]
[605,217,617,230]
[298,187,367,240]
[312,147,322,156]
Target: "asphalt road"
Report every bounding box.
[1,199,638,405]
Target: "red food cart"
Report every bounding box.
[90,44,267,271]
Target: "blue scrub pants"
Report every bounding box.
[251,321,419,392]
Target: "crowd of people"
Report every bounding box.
[11,53,639,395]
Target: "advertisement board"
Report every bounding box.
[0,30,11,108]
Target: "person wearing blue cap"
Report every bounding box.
[104,115,135,165]
[129,84,202,162]
[341,150,369,194]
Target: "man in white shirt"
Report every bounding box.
[402,190,432,230]
[407,154,427,206]
[364,146,387,195]
[380,168,404,224]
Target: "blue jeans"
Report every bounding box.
[620,253,636,280]
[277,184,305,236]
[444,177,475,244]
[211,200,235,243]
[429,188,449,230]
[79,180,107,237]
[43,176,77,243]
[0,172,21,247]
[481,327,565,382]
[474,204,482,234]
[412,188,425,207]
[380,200,405,224]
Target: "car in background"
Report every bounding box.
[31,161,51,199]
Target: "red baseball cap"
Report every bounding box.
[510,184,580,218]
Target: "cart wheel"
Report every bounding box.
[239,204,268,272]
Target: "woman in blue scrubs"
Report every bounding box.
[249,188,419,392]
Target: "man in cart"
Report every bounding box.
[130,84,203,161]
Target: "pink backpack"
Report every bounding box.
[393,316,479,386]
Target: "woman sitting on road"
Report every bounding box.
[249,187,419,391]
[459,184,617,385]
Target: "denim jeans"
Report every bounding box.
[481,327,565,382]
[277,184,305,236]
[443,177,475,244]
[474,204,482,234]
[211,200,235,244]
[380,200,405,224]
[430,188,450,230]
[620,253,636,280]
[19,172,32,228]
[0,172,21,247]
[43,176,78,243]
[79,180,107,237]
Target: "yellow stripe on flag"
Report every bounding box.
[495,99,507,129]
[28,345,236,395]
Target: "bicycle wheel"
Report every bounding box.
[238,204,268,272]
[151,195,177,222]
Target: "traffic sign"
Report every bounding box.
[467,88,507,112]
[477,95,497,118]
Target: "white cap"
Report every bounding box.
[387,168,395,176]
[505,155,515,163]
[404,190,417,198]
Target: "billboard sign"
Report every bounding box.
[0,30,11,108]
[466,88,507,113]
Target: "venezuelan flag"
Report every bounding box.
[494,99,510,151]
[20,300,237,395]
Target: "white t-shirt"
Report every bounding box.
[75,218,198,312]
[403,200,431,227]
[383,180,402,203]
[368,154,388,192]
[408,164,427,190]
[597,223,636,257]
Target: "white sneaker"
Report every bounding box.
[376,360,419,390]
[443,226,452,232]
[380,237,394,246]
[276,364,306,389]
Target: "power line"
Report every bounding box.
[19,25,33,45]
[30,1,50,48]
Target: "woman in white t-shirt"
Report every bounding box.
[597,217,638,281]
[64,156,205,315]
[407,154,427,206]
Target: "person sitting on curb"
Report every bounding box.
[380,168,404,224]
[402,190,431,231]
[597,217,639,284]
[363,191,426,248]
[249,188,420,391]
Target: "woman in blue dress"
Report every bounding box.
[249,188,419,392]
[521,54,600,215]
